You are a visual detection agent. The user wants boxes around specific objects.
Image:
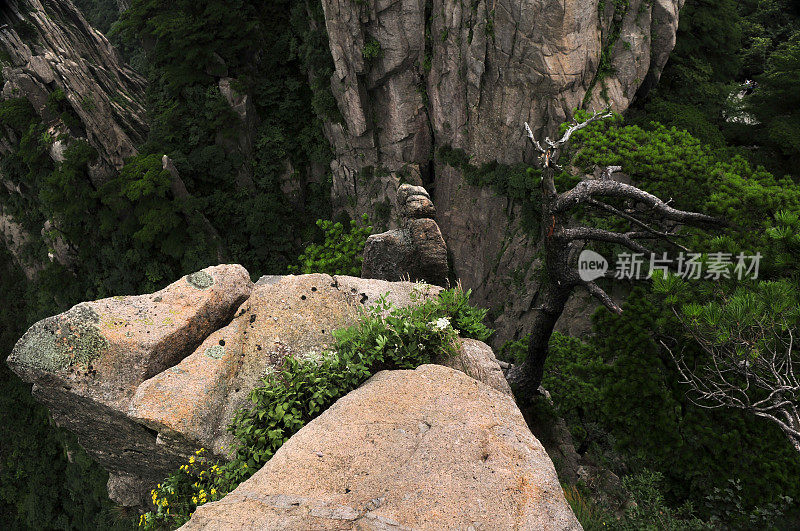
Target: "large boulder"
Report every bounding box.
[7,264,254,506]
[129,274,442,458]
[182,364,581,530]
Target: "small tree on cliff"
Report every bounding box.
[505,111,722,401]
[656,278,800,452]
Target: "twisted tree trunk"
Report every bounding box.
[506,114,723,403]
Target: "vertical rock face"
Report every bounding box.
[321,0,683,344]
[0,0,147,184]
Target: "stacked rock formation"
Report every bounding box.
[361,183,449,287]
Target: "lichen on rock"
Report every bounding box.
[10,304,108,373]
[186,270,215,290]
[204,345,224,359]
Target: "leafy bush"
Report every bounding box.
[362,39,382,61]
[289,215,372,276]
[140,286,492,528]
[619,471,711,530]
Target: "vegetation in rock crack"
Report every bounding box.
[139,286,491,528]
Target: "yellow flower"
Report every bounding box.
[189,456,196,464]
[192,496,198,504]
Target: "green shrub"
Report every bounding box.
[362,39,382,61]
[619,471,711,530]
[289,215,372,276]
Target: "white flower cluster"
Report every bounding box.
[430,317,450,330]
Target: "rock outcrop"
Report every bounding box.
[7,264,253,507]
[9,267,517,509]
[361,183,449,286]
[182,364,581,530]
[129,273,442,462]
[320,0,684,345]
[0,0,147,185]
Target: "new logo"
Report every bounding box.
[578,250,608,281]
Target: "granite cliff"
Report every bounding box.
[319,0,682,343]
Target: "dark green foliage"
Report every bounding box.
[748,34,800,169]
[500,296,800,525]
[141,287,492,528]
[289,215,372,276]
[738,0,800,80]
[113,0,335,278]
[494,113,800,526]
[566,111,800,266]
[0,97,37,133]
[627,0,742,140]
[362,38,383,61]
[632,0,800,176]
[0,248,132,530]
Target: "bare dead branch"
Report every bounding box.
[600,165,622,180]
[585,281,622,314]
[556,226,654,255]
[585,198,691,251]
[524,122,546,154]
[554,109,612,146]
[660,305,800,453]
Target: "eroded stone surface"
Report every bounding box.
[7,264,253,506]
[130,275,442,458]
[181,365,581,530]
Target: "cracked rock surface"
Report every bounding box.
[181,364,581,530]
